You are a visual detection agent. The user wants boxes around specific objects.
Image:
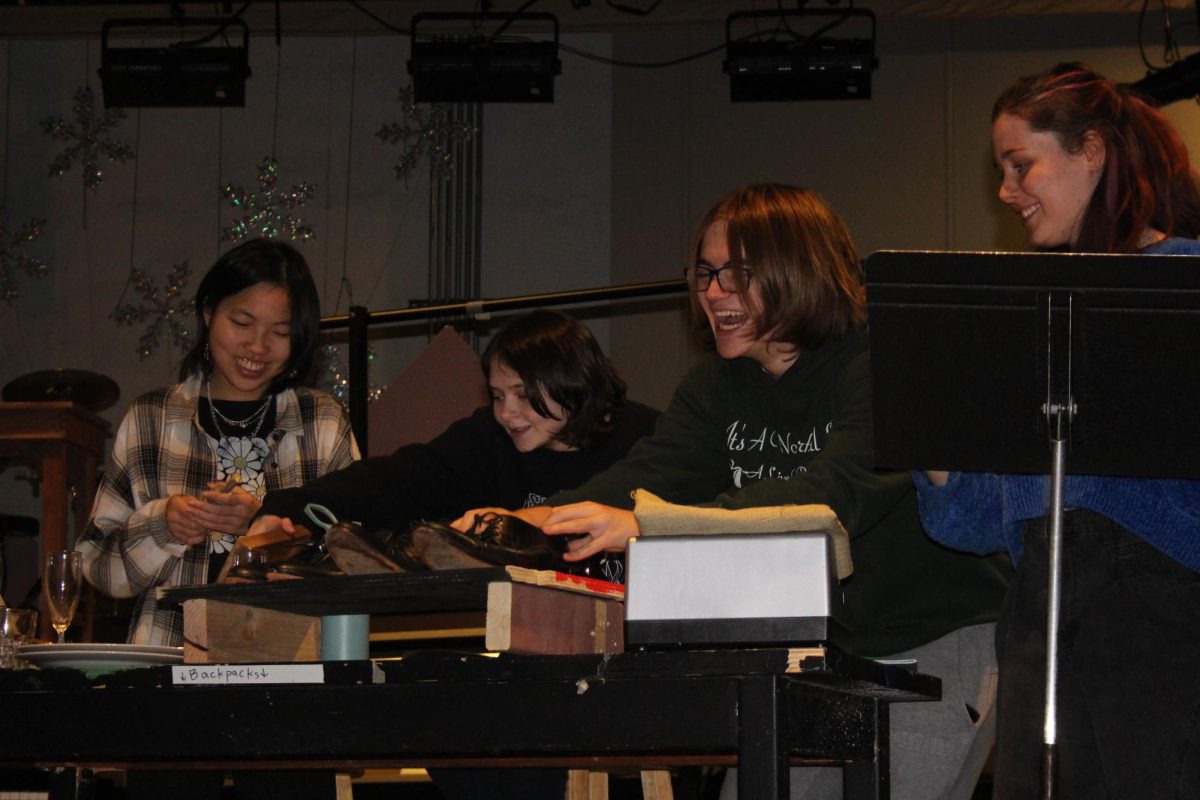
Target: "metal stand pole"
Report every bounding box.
[1042,413,1069,800]
[1040,289,1075,800]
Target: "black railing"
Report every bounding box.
[318,279,688,452]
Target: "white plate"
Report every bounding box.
[17,643,184,677]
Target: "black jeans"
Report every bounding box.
[994,510,1200,799]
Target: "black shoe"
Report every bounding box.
[324,522,429,575]
[564,551,626,584]
[409,514,568,571]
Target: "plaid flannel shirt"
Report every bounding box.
[78,374,359,645]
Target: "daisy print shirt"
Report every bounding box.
[197,395,277,578]
[77,374,359,646]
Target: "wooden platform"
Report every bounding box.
[163,568,626,663]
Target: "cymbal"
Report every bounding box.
[2,369,121,412]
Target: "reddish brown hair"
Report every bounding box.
[993,62,1200,253]
[688,184,865,351]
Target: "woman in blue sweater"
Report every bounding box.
[917,62,1200,799]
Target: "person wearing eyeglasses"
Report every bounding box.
[456,183,1010,800]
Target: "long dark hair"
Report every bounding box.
[993,62,1200,253]
[482,310,626,450]
[688,184,865,351]
[178,239,321,392]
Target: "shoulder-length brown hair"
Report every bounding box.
[993,61,1200,253]
[688,184,865,351]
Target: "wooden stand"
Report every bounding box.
[0,402,110,640]
[177,572,644,799]
[179,577,623,662]
[166,571,672,799]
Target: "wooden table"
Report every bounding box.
[0,402,110,639]
[0,647,938,799]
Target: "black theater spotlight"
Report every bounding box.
[724,8,878,102]
[99,17,251,108]
[408,12,561,104]
[1125,52,1200,107]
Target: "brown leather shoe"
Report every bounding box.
[324,522,429,575]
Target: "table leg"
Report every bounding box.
[737,674,788,800]
[843,699,889,800]
[46,767,96,800]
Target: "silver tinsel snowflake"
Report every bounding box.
[376,85,476,184]
[42,85,136,193]
[0,214,48,304]
[320,343,385,408]
[221,157,317,241]
[110,262,194,360]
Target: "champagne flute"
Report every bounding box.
[43,551,82,644]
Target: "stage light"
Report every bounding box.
[99,17,251,108]
[408,12,561,104]
[724,9,878,102]
[1125,52,1200,107]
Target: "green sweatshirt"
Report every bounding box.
[552,329,1010,655]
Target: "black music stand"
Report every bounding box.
[864,249,1200,799]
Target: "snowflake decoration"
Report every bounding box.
[110,261,194,360]
[320,343,385,408]
[221,157,317,241]
[376,85,476,185]
[41,85,135,193]
[0,214,49,304]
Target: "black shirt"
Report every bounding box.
[258,402,660,533]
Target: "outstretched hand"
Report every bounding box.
[450,505,553,533]
[541,502,639,561]
[245,514,299,540]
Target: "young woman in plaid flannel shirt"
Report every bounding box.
[78,239,359,648]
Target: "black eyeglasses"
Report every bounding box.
[686,264,753,293]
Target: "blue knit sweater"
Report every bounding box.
[915,237,1200,571]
